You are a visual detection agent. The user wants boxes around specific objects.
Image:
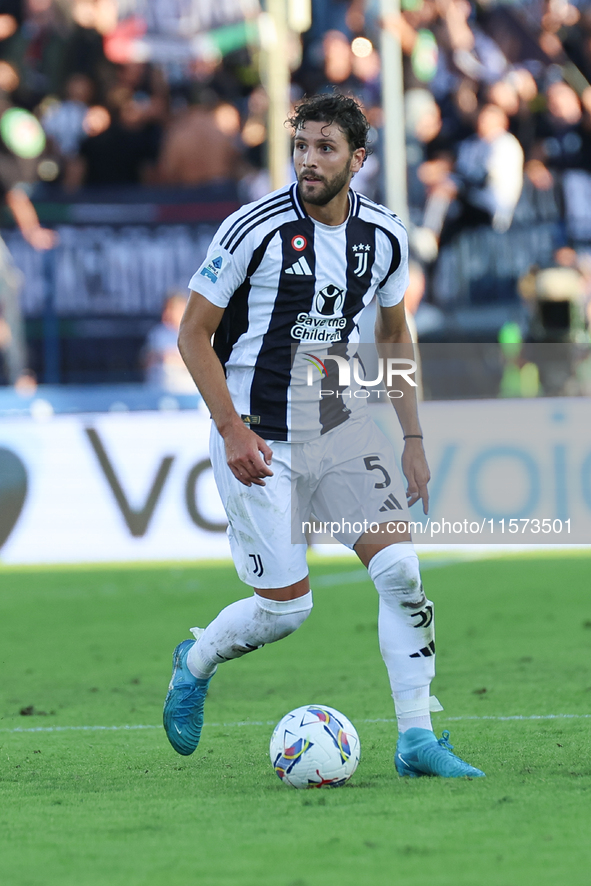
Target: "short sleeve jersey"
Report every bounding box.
[189,182,409,442]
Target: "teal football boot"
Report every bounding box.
[163,635,213,756]
[395,728,485,778]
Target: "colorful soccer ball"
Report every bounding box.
[269,704,361,789]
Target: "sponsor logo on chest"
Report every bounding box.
[290,284,346,342]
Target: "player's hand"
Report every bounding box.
[223,422,274,487]
[402,438,430,514]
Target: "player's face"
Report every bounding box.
[294,121,365,206]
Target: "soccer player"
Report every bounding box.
[164,94,484,778]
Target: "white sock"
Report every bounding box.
[393,686,433,733]
[187,591,313,679]
[368,544,437,732]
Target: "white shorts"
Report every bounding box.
[210,415,410,589]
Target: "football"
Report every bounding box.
[269,704,361,788]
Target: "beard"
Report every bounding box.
[297,161,352,206]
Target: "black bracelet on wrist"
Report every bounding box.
[403,434,423,440]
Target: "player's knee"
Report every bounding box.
[368,543,426,606]
[254,590,313,640]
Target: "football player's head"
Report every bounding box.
[288,93,370,163]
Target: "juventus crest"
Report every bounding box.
[352,243,371,276]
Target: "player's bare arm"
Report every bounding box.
[178,290,273,487]
[375,300,430,514]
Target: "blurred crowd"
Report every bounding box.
[0,0,589,203]
[1,0,591,388]
[385,0,591,265]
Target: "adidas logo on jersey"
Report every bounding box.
[285,257,313,276]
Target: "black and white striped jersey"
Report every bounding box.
[189,182,409,442]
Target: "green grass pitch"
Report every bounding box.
[1,551,590,886]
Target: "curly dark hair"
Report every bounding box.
[287,93,371,156]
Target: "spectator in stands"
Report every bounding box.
[0,1,20,43]
[384,0,508,99]
[65,87,162,188]
[318,30,367,95]
[66,0,111,85]
[535,80,584,172]
[0,0,72,109]
[537,0,580,61]
[295,0,363,94]
[487,69,538,161]
[351,35,381,107]
[111,62,169,128]
[156,95,241,187]
[436,0,507,89]
[405,88,449,216]
[41,72,93,160]
[143,292,195,393]
[440,103,524,244]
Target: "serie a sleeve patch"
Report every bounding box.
[200,254,224,284]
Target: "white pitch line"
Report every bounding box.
[2,713,591,735]
[446,714,591,722]
[314,558,468,587]
[0,722,274,734]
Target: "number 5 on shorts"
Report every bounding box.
[364,456,391,489]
